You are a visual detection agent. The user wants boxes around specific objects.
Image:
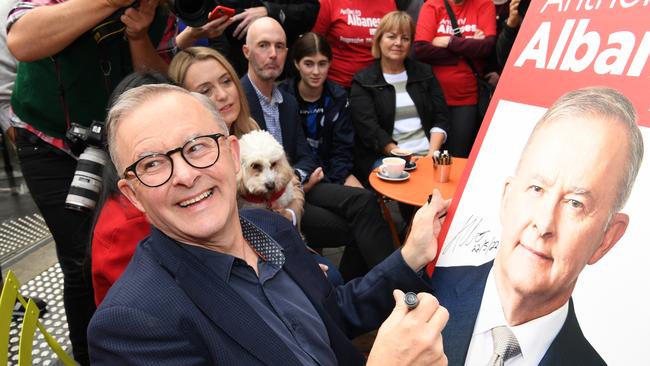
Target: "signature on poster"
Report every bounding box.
[443,215,499,256]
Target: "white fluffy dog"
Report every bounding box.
[237,130,299,213]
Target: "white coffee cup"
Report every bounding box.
[379,157,406,178]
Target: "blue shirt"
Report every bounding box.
[183,217,336,366]
[250,81,284,145]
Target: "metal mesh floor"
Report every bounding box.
[9,264,70,366]
[0,214,52,267]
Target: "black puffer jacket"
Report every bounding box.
[350,58,450,182]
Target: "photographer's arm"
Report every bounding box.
[7,0,133,61]
[127,36,169,73]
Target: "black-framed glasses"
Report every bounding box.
[123,133,225,187]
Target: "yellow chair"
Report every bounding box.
[0,270,77,365]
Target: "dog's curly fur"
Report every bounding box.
[237,130,299,211]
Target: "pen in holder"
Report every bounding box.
[433,150,452,183]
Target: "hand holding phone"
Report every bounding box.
[208,5,235,22]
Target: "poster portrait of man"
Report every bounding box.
[434,87,647,365]
[429,0,650,363]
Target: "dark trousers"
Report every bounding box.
[14,129,95,365]
[445,104,479,158]
[302,183,395,281]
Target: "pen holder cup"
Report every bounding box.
[436,164,451,183]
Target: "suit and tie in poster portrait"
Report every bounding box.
[430,0,650,364]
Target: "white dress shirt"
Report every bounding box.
[464,268,569,366]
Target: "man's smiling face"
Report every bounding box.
[116,91,241,246]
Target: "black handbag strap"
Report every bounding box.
[442,0,481,77]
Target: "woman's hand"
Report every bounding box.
[431,36,451,48]
[507,0,523,28]
[428,132,446,155]
[382,142,399,156]
[176,15,232,49]
[303,167,325,193]
[469,29,485,40]
[344,174,364,188]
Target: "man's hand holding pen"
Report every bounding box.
[367,290,449,366]
[401,189,450,273]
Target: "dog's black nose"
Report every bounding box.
[265,182,276,191]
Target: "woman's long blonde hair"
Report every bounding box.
[169,47,259,137]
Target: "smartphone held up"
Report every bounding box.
[208,5,235,21]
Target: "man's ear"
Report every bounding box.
[588,213,629,265]
[226,135,241,174]
[117,178,145,213]
[499,176,514,224]
[242,44,250,60]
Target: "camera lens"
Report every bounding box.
[172,0,212,27]
[65,147,108,212]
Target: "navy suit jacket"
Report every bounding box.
[431,261,606,366]
[88,209,430,365]
[241,74,318,176]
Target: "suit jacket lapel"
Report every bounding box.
[435,262,492,366]
[538,298,604,366]
[242,75,266,130]
[280,240,368,366]
[147,229,302,366]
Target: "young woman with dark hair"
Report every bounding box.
[279,32,361,188]
[279,33,399,281]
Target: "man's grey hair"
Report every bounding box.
[106,84,229,173]
[518,87,644,212]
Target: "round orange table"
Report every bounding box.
[369,157,467,206]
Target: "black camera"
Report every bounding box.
[65,121,109,212]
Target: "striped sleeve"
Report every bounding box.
[6,0,61,31]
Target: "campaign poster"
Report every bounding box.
[432,0,650,363]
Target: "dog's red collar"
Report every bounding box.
[241,186,287,208]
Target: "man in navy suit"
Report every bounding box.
[87,83,450,365]
[432,87,644,365]
[240,17,399,281]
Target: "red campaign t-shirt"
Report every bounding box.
[312,0,397,88]
[415,0,496,105]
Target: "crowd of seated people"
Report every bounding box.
[3,0,524,362]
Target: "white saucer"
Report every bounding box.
[377,171,410,182]
[404,162,417,171]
